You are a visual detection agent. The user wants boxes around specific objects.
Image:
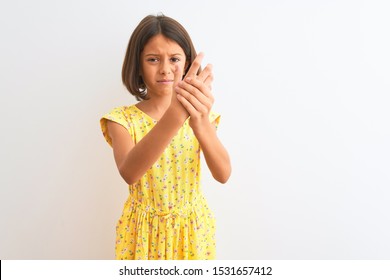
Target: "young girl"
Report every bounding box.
[100,14,231,260]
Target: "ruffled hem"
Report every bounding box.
[115,194,216,260]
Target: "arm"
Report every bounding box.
[175,74,232,184]
[107,105,187,185]
[194,119,231,184]
[107,55,209,185]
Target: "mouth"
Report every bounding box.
[157,79,174,84]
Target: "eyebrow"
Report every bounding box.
[144,53,184,57]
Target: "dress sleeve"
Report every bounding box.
[100,106,133,147]
[209,111,221,130]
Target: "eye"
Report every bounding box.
[170,57,181,63]
[147,58,159,63]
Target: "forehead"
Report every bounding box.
[142,34,184,54]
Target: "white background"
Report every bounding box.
[1,0,389,259]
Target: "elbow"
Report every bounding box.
[213,167,231,184]
[123,177,138,186]
[216,177,229,184]
[119,166,139,186]
[121,174,137,186]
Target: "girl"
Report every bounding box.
[100,14,231,260]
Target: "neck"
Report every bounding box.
[147,95,171,112]
[137,94,172,121]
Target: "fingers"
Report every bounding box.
[180,77,213,99]
[176,77,214,112]
[176,53,215,118]
[185,53,213,85]
[177,86,207,113]
[176,94,198,116]
[185,52,204,78]
[197,64,213,84]
[203,66,213,90]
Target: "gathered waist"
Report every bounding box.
[124,194,204,219]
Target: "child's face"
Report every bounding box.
[140,34,187,98]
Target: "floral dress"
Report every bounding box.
[100,104,220,260]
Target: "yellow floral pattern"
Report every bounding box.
[100,105,220,260]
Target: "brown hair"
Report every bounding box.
[122,14,198,100]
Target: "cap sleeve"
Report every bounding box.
[100,106,134,147]
[209,111,221,130]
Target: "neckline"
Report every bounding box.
[131,104,191,128]
[133,104,158,123]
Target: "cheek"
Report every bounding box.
[139,63,144,77]
[140,65,152,79]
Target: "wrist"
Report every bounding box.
[169,95,189,117]
[165,105,188,125]
[192,119,215,138]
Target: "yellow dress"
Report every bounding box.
[100,105,220,260]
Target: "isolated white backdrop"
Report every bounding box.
[1,0,389,259]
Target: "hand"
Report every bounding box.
[171,52,206,105]
[170,64,186,108]
[175,53,215,132]
[183,52,213,90]
[169,63,194,119]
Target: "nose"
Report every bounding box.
[159,59,172,75]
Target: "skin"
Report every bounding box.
[106,34,231,184]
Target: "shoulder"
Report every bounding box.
[100,105,137,147]
[102,105,136,119]
[100,105,139,125]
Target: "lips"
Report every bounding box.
[157,79,174,85]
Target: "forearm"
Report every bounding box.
[194,123,231,184]
[119,107,187,184]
